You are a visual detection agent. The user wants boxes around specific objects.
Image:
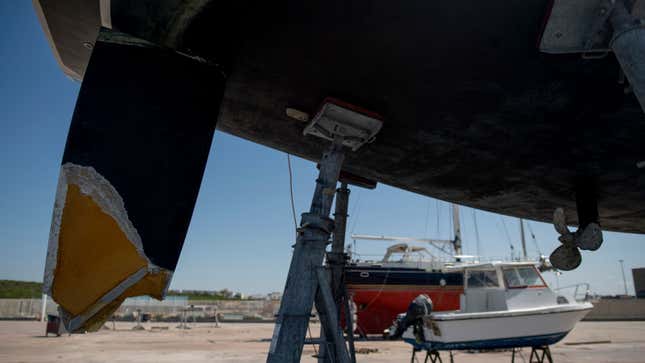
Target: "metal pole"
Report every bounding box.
[41,294,48,322]
[619,259,629,296]
[610,0,645,114]
[472,211,481,260]
[332,184,350,255]
[319,183,350,362]
[342,286,357,363]
[268,137,347,363]
[314,269,351,363]
[451,205,462,256]
[556,271,561,290]
[520,219,527,260]
[330,183,350,311]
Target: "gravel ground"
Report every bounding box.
[0,321,643,362]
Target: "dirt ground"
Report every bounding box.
[0,321,643,362]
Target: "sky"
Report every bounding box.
[1,2,643,297]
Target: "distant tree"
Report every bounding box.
[0,280,43,298]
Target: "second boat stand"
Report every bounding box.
[409,345,553,363]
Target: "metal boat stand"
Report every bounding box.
[267,136,351,363]
[267,99,383,363]
[408,346,552,363]
[512,346,553,363]
[410,349,454,363]
[317,181,357,363]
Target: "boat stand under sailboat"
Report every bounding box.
[409,345,554,363]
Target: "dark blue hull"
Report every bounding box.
[404,331,569,351]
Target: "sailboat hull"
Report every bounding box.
[346,266,463,335]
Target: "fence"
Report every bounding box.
[0,297,281,321]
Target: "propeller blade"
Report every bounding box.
[575,223,603,251]
[553,208,570,236]
[549,245,582,271]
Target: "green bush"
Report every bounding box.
[0,280,43,298]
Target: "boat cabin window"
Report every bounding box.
[502,266,546,288]
[466,270,499,288]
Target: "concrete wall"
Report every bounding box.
[4,297,641,321]
[114,300,281,320]
[0,299,57,320]
[585,299,645,321]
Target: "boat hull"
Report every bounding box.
[403,303,592,350]
[404,332,568,351]
[351,289,462,335]
[346,267,463,335]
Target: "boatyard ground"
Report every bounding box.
[0,321,643,362]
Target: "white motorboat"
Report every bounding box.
[400,261,592,351]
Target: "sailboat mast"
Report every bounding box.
[520,218,527,260]
[452,204,462,256]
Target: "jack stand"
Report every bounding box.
[411,349,443,363]
[318,183,357,363]
[177,307,192,330]
[132,309,145,331]
[529,346,553,363]
[267,136,351,363]
[213,309,220,328]
[268,98,383,363]
[512,346,553,363]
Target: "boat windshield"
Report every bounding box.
[503,266,546,288]
[466,270,499,288]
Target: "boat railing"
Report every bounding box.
[349,253,542,267]
[554,283,593,302]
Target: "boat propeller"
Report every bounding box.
[549,208,603,271]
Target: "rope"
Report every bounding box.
[286,154,298,231]
[287,154,320,357]
[436,201,441,237]
[359,268,392,311]
[499,217,514,259]
[423,199,431,239]
[449,205,454,241]
[526,222,542,256]
[349,191,362,235]
[472,210,481,258]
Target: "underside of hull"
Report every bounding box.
[404,331,568,351]
[33,0,645,331]
[35,0,645,233]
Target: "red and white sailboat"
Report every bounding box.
[345,205,467,336]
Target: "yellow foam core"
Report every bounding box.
[52,183,167,323]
